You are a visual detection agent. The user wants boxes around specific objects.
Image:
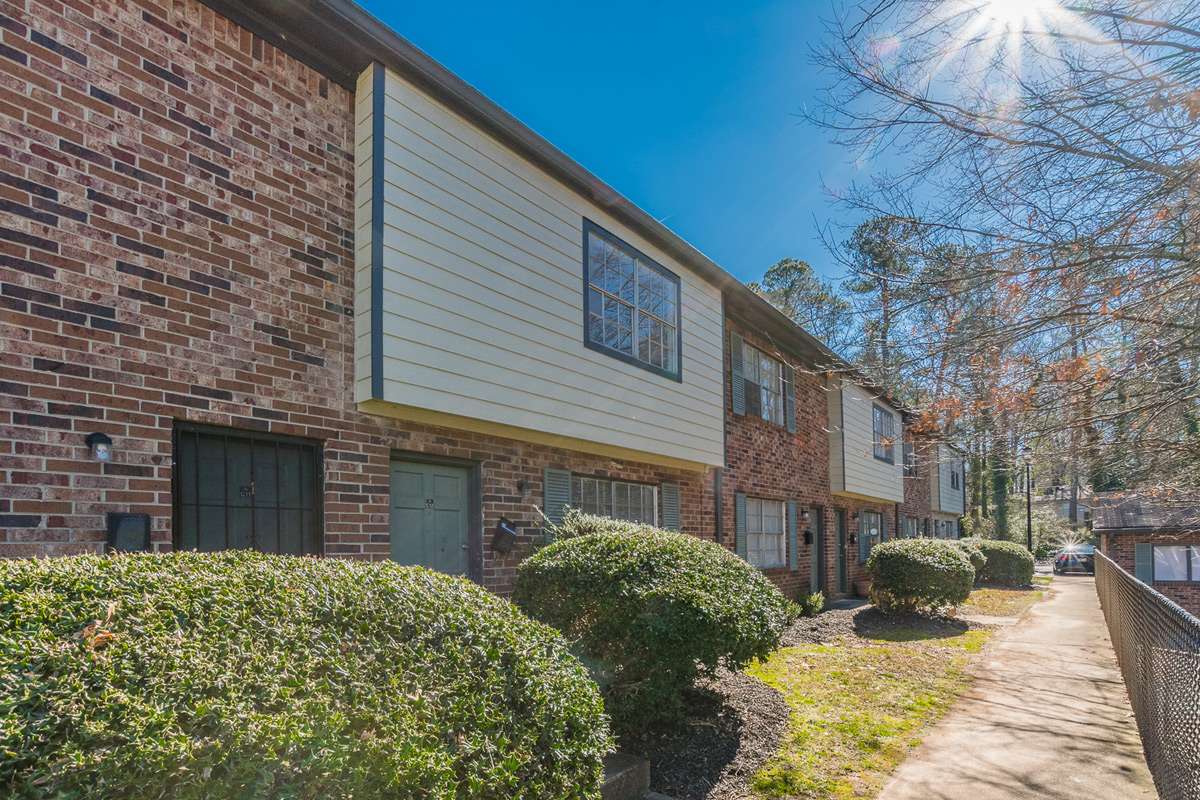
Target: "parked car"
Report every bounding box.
[1054,544,1096,575]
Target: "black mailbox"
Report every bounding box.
[492,517,518,554]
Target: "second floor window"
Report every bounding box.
[742,342,786,426]
[873,405,896,463]
[903,443,917,477]
[572,476,657,525]
[950,467,960,490]
[584,221,681,380]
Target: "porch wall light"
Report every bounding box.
[85,432,113,463]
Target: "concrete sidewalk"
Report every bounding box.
[879,577,1157,800]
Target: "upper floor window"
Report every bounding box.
[572,475,657,525]
[903,443,917,477]
[872,404,896,463]
[950,466,960,490]
[584,221,681,380]
[742,342,786,426]
[746,497,786,568]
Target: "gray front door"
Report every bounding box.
[389,460,470,575]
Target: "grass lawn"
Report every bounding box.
[747,625,991,799]
[1032,575,1053,586]
[958,586,1045,617]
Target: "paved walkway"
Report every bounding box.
[879,576,1157,800]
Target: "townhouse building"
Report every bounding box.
[901,432,966,540]
[826,375,907,593]
[719,295,835,599]
[927,441,967,537]
[0,0,745,595]
[0,0,929,601]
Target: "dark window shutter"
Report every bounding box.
[1135,542,1154,583]
[810,510,822,592]
[735,492,748,558]
[730,332,745,415]
[787,500,799,570]
[783,363,796,433]
[660,483,681,531]
[543,468,572,536]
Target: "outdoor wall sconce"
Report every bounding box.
[492,517,518,554]
[85,432,113,462]
[850,511,859,522]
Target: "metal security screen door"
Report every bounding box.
[174,423,322,555]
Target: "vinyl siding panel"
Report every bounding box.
[355,65,725,466]
[936,444,965,514]
[836,380,903,503]
[828,380,845,493]
[353,69,375,404]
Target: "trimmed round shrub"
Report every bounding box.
[865,539,975,614]
[513,521,796,734]
[952,538,987,573]
[973,539,1036,586]
[0,552,610,799]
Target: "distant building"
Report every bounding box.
[1095,494,1200,615]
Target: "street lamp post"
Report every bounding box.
[1021,446,1033,553]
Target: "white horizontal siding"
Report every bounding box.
[838,380,903,502]
[354,69,375,404]
[937,444,965,514]
[355,64,725,466]
[828,380,844,493]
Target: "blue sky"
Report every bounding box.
[358,0,865,284]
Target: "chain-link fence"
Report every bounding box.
[1095,550,1200,800]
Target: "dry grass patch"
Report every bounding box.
[747,625,990,799]
[959,586,1045,617]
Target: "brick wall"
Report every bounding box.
[0,0,710,595]
[836,495,897,595]
[900,430,933,533]
[720,319,832,600]
[1100,531,1200,616]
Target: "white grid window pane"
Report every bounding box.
[747,498,785,568]
[587,230,679,375]
[1155,546,1189,581]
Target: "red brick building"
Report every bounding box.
[1095,495,1200,615]
[718,305,835,601]
[0,0,929,601]
[0,0,729,596]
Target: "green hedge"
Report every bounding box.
[952,538,987,573]
[0,552,610,799]
[514,515,796,734]
[865,539,975,614]
[971,539,1036,586]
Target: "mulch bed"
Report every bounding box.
[630,606,988,799]
[624,669,791,800]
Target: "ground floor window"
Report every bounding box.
[572,476,657,525]
[903,516,918,538]
[1153,545,1200,582]
[746,497,786,568]
[859,510,883,562]
[174,422,322,555]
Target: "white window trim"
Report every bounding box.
[1152,545,1200,582]
[746,497,787,569]
[571,475,658,526]
[741,342,786,427]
